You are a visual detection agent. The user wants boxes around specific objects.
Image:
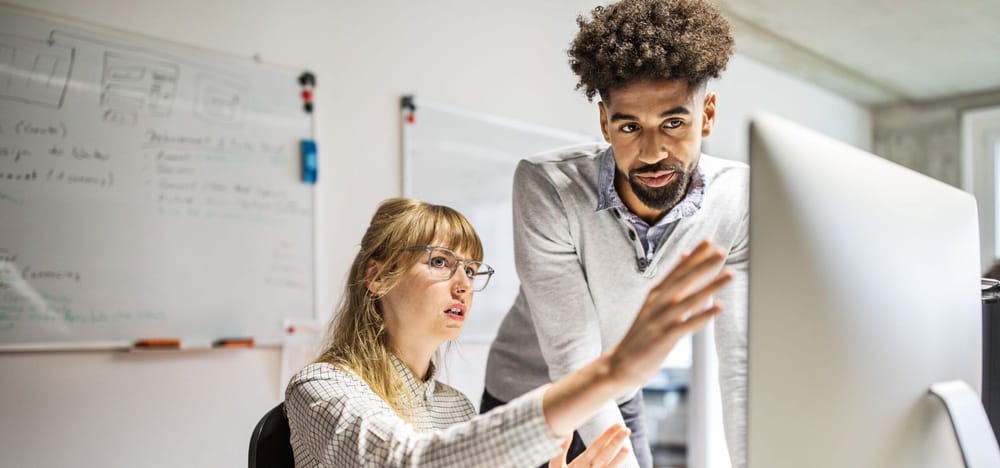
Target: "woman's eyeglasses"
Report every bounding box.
[406,246,494,292]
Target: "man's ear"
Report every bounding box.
[365,259,384,295]
[701,92,717,138]
[599,101,612,143]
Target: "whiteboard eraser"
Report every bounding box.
[300,139,317,184]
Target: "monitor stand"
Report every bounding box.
[929,380,1000,467]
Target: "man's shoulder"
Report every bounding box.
[700,154,749,189]
[522,142,608,166]
[700,153,749,174]
[515,142,607,184]
[696,155,749,222]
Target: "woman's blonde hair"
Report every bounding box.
[315,198,483,418]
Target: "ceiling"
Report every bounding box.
[712,0,1000,105]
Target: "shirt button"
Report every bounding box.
[637,258,647,269]
[628,230,636,240]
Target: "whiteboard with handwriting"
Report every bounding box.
[0,8,314,349]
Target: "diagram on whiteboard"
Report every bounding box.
[100,51,179,125]
[194,73,247,127]
[0,33,73,109]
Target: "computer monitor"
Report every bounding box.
[747,113,998,467]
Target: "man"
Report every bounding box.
[481,1,747,467]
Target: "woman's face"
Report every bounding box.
[379,244,475,348]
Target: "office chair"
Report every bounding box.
[249,402,294,468]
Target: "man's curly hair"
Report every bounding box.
[568,0,734,101]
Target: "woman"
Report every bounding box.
[285,198,730,467]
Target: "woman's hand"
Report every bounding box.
[608,240,732,389]
[541,239,732,438]
[548,424,631,468]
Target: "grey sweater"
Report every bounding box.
[484,143,748,467]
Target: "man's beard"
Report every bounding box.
[618,162,693,212]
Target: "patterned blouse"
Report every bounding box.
[285,356,564,467]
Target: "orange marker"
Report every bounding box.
[134,338,181,349]
[213,337,255,348]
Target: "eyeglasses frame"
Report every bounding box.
[404,245,495,292]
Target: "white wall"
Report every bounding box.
[709,54,873,161]
[0,1,871,467]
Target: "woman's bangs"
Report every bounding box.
[437,209,483,261]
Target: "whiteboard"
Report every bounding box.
[0,8,315,349]
[401,97,597,341]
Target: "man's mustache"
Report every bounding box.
[629,162,685,178]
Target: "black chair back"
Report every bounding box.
[249,402,294,468]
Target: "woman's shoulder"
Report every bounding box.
[284,361,402,432]
[287,362,372,400]
[290,361,353,383]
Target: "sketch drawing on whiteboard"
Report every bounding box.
[194,74,246,127]
[0,33,73,109]
[100,51,179,126]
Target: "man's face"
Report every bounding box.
[599,78,716,216]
